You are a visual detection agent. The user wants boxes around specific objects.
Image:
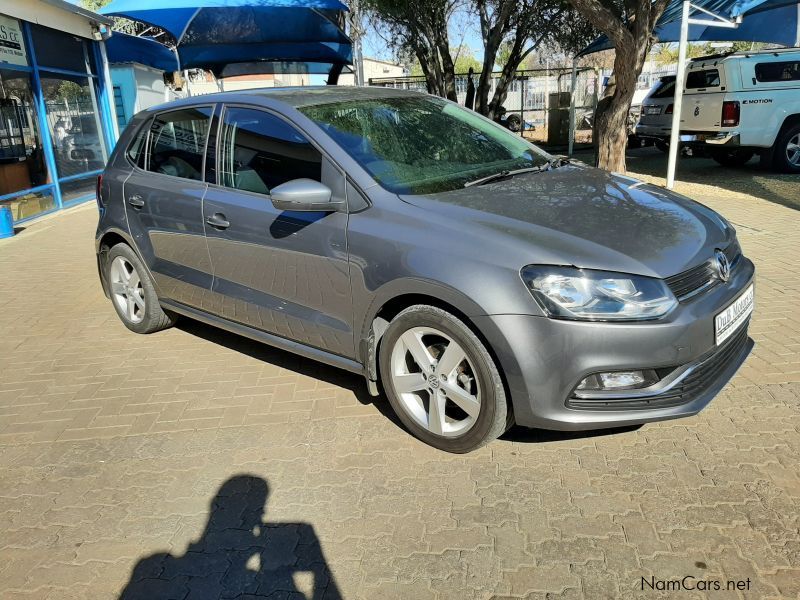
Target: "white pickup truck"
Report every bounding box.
[636,48,800,172]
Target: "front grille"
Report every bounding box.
[567,323,750,411]
[665,241,742,301]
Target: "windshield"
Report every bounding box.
[650,77,675,99]
[299,95,550,194]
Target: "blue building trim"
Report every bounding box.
[22,20,64,211]
[93,41,118,153]
[0,184,55,203]
[0,19,118,228]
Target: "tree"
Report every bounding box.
[367,0,595,118]
[365,0,460,100]
[473,0,594,118]
[81,0,172,40]
[566,0,669,172]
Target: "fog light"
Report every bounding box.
[576,369,659,391]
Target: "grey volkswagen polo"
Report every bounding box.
[95,86,754,452]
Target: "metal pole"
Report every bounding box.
[354,36,365,86]
[98,39,120,143]
[519,74,524,137]
[568,57,578,157]
[666,0,691,189]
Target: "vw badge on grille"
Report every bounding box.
[715,249,730,282]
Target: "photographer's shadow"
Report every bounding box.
[119,475,341,600]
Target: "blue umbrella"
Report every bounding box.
[105,32,180,72]
[99,0,352,74]
[578,0,800,55]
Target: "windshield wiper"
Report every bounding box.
[463,166,545,188]
[463,159,569,188]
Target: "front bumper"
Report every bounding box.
[474,258,755,431]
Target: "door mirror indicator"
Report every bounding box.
[270,179,340,212]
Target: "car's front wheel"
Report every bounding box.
[773,123,800,173]
[378,305,511,453]
[105,243,176,334]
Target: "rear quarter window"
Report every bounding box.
[755,60,800,82]
[125,118,152,170]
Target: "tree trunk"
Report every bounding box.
[594,40,643,172]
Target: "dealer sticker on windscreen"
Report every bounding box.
[715,283,754,346]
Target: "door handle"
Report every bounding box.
[128,195,144,208]
[206,213,230,229]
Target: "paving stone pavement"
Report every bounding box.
[1,162,799,599]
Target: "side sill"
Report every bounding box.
[160,300,366,376]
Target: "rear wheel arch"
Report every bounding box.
[97,230,135,296]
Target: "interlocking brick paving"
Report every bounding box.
[1,153,798,599]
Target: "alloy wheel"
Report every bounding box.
[389,326,481,437]
[786,133,800,167]
[109,256,145,324]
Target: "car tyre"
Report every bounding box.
[773,122,800,174]
[378,305,511,453]
[105,243,176,334]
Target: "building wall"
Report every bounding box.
[0,0,98,40]
[339,59,405,85]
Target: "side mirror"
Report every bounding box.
[270,178,341,212]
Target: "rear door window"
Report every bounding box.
[143,106,213,181]
[216,106,322,195]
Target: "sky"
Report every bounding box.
[361,6,485,65]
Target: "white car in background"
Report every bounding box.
[636,75,676,152]
[636,48,800,172]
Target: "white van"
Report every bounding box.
[636,48,800,172]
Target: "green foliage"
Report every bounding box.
[452,45,483,74]
[80,0,164,37]
[55,81,87,102]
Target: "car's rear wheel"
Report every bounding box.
[106,243,176,334]
[378,305,510,453]
[773,123,800,173]
[711,149,755,167]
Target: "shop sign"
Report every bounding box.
[0,15,27,67]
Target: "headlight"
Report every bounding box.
[521,266,677,321]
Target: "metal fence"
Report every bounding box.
[369,67,602,149]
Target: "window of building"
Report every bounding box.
[686,69,721,89]
[30,24,97,74]
[0,68,53,220]
[40,73,107,180]
[217,107,321,195]
[113,85,128,130]
[144,107,212,180]
[755,61,800,83]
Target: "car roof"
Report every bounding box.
[689,47,800,66]
[144,85,429,115]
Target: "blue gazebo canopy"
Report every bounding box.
[105,32,180,72]
[99,0,352,74]
[578,0,800,55]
